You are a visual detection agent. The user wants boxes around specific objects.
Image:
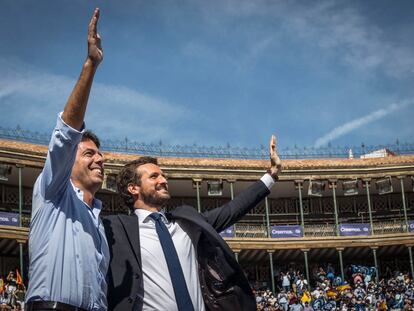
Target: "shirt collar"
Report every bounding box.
[134,208,168,224]
[70,180,103,214]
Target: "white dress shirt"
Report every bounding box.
[135,209,205,311]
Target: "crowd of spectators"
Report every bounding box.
[1,265,413,310]
[0,271,25,311]
[254,264,414,310]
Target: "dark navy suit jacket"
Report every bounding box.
[103,180,270,311]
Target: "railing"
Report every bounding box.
[373,220,406,235]
[304,224,336,237]
[234,220,409,238]
[1,126,414,159]
[235,224,268,238]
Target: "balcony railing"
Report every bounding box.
[234,220,408,238]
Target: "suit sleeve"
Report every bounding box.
[201,180,270,233]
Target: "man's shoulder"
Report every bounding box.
[102,213,134,224]
[102,214,118,221]
[103,213,140,228]
[102,214,136,241]
[170,205,204,221]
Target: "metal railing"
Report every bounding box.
[373,220,406,235]
[234,220,409,238]
[1,126,414,159]
[235,224,268,238]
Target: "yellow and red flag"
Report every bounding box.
[16,269,23,285]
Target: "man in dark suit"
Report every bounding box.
[103,136,282,311]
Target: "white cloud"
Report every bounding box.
[0,58,190,142]
[314,100,414,147]
[191,0,414,79]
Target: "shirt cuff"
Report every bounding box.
[260,173,276,190]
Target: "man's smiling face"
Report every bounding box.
[136,163,170,207]
[71,139,104,194]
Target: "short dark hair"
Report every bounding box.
[81,130,100,148]
[117,156,158,210]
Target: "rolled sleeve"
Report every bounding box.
[39,113,86,200]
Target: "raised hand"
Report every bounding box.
[62,8,104,130]
[87,8,103,66]
[269,135,282,180]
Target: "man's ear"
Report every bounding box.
[127,183,140,197]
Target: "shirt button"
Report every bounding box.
[134,273,140,279]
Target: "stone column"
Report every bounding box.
[268,250,275,293]
[294,180,305,236]
[407,245,414,279]
[397,176,409,231]
[329,180,340,236]
[193,178,202,213]
[265,197,271,237]
[336,247,345,282]
[16,164,25,281]
[362,179,374,235]
[302,248,310,289]
[371,247,379,282]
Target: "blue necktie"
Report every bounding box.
[149,213,195,311]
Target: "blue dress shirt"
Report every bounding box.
[25,114,109,311]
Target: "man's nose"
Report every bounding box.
[94,153,104,163]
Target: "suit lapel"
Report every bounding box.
[169,206,214,245]
[118,214,142,266]
[170,206,236,260]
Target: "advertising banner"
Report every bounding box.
[339,223,370,236]
[270,225,303,238]
[220,226,235,238]
[0,212,19,227]
[408,220,414,233]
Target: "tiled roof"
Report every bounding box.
[1,139,414,170]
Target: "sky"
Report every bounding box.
[1,0,414,151]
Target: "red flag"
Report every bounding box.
[16,269,23,285]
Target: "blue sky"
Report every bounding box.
[1,0,414,150]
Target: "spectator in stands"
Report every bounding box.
[281,272,291,291]
[25,8,109,311]
[295,274,308,296]
[303,301,313,311]
[288,297,303,311]
[14,285,25,310]
[6,272,16,294]
[316,267,327,283]
[278,289,289,311]
[256,268,414,311]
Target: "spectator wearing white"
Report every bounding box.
[281,272,291,291]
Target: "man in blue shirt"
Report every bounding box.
[25,8,109,311]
